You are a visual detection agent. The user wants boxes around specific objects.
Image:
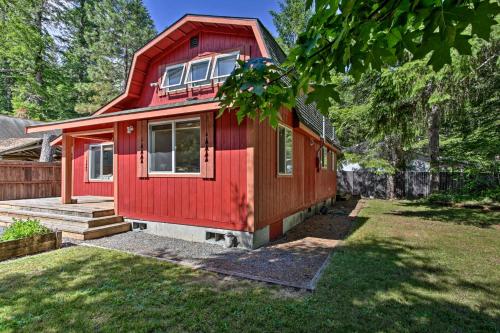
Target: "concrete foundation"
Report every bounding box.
[125,196,336,249]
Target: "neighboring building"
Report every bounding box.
[26,15,340,248]
[0,115,60,161]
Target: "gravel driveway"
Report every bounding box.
[81,199,364,290]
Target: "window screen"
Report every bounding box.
[89,144,113,180]
[212,53,238,82]
[278,125,293,175]
[150,123,173,172]
[161,64,185,90]
[321,146,327,169]
[149,119,201,174]
[186,59,211,85]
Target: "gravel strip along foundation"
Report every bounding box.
[81,199,364,290]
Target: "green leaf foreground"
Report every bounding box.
[217,0,500,126]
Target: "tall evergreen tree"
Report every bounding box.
[270,0,312,52]
[0,0,155,119]
[0,0,67,120]
[331,35,499,176]
[74,0,156,114]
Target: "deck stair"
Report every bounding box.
[0,197,130,240]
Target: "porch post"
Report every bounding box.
[113,123,119,214]
[61,134,73,204]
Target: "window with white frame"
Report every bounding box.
[331,151,336,171]
[321,146,327,169]
[277,124,293,175]
[149,118,200,174]
[185,58,211,86]
[161,63,185,91]
[211,52,239,83]
[89,144,113,181]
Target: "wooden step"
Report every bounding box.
[63,222,131,240]
[0,202,114,218]
[0,207,123,228]
[83,222,131,240]
[0,216,130,241]
[0,215,88,234]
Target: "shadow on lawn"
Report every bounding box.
[0,212,498,331]
[388,201,500,228]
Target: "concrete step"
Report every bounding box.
[0,202,114,218]
[0,207,123,228]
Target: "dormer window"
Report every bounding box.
[185,58,211,86]
[161,63,186,91]
[212,52,239,83]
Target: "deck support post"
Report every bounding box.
[61,134,74,204]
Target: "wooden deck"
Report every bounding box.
[0,196,130,240]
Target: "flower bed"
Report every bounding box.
[0,231,62,261]
[0,218,62,261]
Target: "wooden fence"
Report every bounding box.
[337,171,499,199]
[0,161,61,201]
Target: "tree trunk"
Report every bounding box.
[428,104,440,193]
[385,135,405,199]
[39,134,56,162]
[387,173,395,199]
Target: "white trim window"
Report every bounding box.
[89,144,113,181]
[331,150,336,171]
[160,63,186,91]
[211,52,239,83]
[149,118,201,174]
[321,146,327,169]
[185,58,212,86]
[277,124,293,175]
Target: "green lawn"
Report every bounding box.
[0,200,499,332]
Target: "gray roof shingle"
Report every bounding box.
[0,115,59,139]
[257,22,340,149]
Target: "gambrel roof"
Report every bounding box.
[26,14,340,150]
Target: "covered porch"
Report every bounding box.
[57,126,118,206]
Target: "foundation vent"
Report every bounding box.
[132,222,147,231]
[206,231,225,242]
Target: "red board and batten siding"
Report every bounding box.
[133,31,259,110]
[110,29,260,231]
[67,24,336,236]
[72,138,113,197]
[253,109,337,231]
[115,112,249,232]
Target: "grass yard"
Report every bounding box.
[0,200,499,332]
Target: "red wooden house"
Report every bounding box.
[26,15,340,248]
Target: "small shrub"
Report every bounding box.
[428,193,454,204]
[0,218,51,242]
[482,187,500,202]
[427,186,500,207]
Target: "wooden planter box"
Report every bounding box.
[0,231,62,261]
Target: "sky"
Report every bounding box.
[143,0,280,36]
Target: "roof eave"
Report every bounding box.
[26,99,220,134]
